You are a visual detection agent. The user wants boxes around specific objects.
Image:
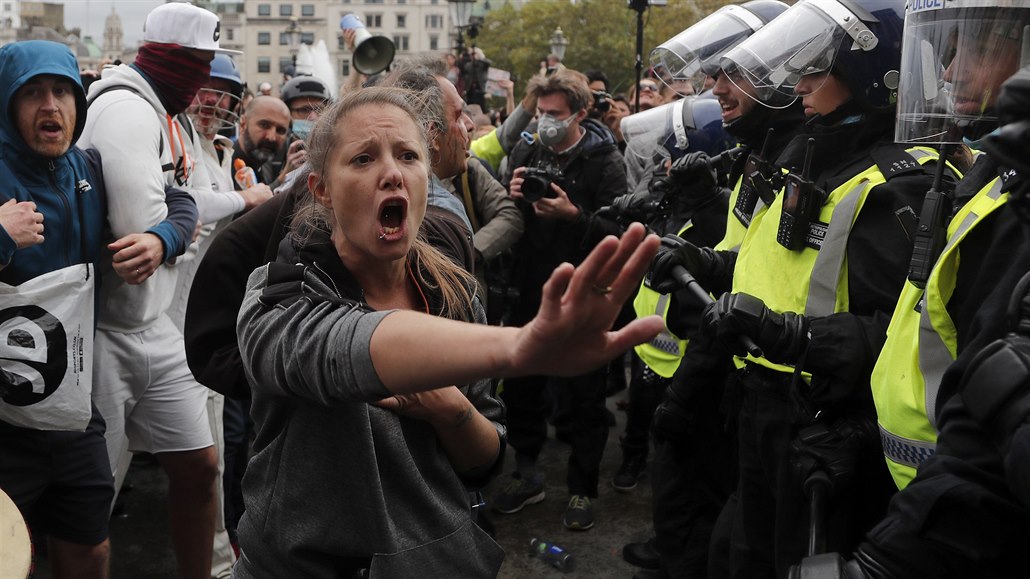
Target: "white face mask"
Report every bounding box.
[537,112,577,147]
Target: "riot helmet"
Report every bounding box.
[651,0,790,97]
[620,94,735,165]
[188,54,243,134]
[720,0,906,110]
[895,0,1030,144]
[280,74,332,108]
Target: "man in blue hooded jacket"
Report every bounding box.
[0,40,196,578]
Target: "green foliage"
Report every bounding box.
[476,0,733,101]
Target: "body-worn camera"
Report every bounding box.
[521,164,565,202]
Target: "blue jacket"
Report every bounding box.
[0,41,197,286]
[0,41,103,285]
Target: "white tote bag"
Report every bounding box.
[0,263,95,431]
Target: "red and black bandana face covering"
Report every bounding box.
[134,43,212,115]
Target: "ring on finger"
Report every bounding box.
[590,283,613,295]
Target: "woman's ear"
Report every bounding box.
[308,173,331,208]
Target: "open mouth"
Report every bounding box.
[39,120,63,138]
[378,198,408,240]
[719,98,739,120]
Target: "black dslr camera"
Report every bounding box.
[590,90,612,118]
[521,162,565,202]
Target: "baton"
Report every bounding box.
[671,265,764,358]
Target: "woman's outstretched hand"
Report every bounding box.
[510,222,664,377]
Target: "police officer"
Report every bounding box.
[789,3,1030,577]
[650,0,955,575]
[618,3,805,576]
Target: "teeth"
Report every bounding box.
[382,226,399,235]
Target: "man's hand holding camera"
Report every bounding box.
[509,166,580,221]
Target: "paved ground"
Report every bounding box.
[32,386,656,579]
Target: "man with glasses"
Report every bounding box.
[631,79,665,112]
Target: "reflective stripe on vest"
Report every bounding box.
[633,222,693,377]
[919,177,1006,429]
[732,147,941,374]
[871,176,1004,489]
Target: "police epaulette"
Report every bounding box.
[870,144,934,181]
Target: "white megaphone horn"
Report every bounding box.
[340,14,395,76]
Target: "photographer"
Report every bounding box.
[494,69,626,531]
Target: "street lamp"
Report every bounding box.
[284,17,302,75]
[447,0,475,30]
[549,26,569,61]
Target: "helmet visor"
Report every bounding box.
[896,2,1030,144]
[720,0,873,109]
[621,99,691,163]
[651,5,765,96]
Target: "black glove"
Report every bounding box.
[669,151,718,191]
[647,234,719,294]
[790,418,877,497]
[788,553,872,579]
[700,292,809,363]
[610,191,653,221]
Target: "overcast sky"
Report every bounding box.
[59,1,164,46]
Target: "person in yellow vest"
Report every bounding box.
[789,7,1030,579]
[649,0,957,575]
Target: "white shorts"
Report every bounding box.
[92,314,213,471]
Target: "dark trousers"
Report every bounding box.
[223,397,252,543]
[502,367,609,497]
[725,371,894,579]
[650,376,736,578]
[622,355,672,461]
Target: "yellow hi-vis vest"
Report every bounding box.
[731,147,941,375]
[634,222,694,378]
[870,176,1006,489]
[633,173,768,377]
[716,173,771,252]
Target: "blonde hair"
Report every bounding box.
[297,87,477,321]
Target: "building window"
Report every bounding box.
[392,35,409,51]
[431,0,439,4]
[429,34,438,51]
[280,32,289,45]
[301,32,315,45]
[341,61,351,77]
[338,35,346,50]
[396,14,405,28]
[257,4,270,16]
[226,28,234,41]
[397,0,406,4]
[258,57,271,73]
[364,0,384,3]
[280,57,293,73]
[258,31,271,45]
[301,4,315,16]
[365,13,381,27]
[280,4,293,16]
[426,14,443,29]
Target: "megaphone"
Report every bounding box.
[341,14,395,76]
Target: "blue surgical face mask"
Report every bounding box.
[537,112,577,147]
[292,119,315,141]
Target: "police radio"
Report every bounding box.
[908,146,953,288]
[777,138,821,251]
[733,129,780,227]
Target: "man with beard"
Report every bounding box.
[621,3,799,577]
[232,95,290,188]
[0,39,198,579]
